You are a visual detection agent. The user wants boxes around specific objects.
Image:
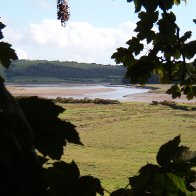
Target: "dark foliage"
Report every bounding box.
[17,96,82,159]
[111,136,196,196]
[112,0,196,100]
[0,1,196,195]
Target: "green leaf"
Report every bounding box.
[174,0,181,5]
[172,62,185,80]
[0,42,18,68]
[183,85,196,100]
[166,173,187,193]
[166,84,181,99]
[151,173,187,195]
[173,47,181,59]
[18,97,82,160]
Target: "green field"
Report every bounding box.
[58,102,196,193]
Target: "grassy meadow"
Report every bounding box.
[58,101,196,193]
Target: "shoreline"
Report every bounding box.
[6,84,196,104]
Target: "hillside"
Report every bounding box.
[1,60,160,84]
[2,60,126,84]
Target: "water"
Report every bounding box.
[64,85,149,100]
[7,83,149,101]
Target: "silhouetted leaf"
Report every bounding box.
[159,0,174,10]
[111,47,129,64]
[0,42,18,68]
[0,22,6,39]
[158,13,176,36]
[126,37,144,56]
[133,0,142,13]
[193,19,196,24]
[110,188,132,196]
[180,31,192,42]
[126,57,154,85]
[142,0,158,12]
[44,161,80,196]
[112,47,135,66]
[129,164,160,194]
[135,11,158,42]
[156,135,181,167]
[18,97,82,160]
[184,41,196,59]
[77,176,104,196]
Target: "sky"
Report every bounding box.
[0,0,196,65]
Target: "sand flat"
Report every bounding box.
[7,86,115,97]
[7,85,196,103]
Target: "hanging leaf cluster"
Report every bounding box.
[57,0,70,26]
[112,0,196,100]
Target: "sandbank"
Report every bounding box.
[7,86,115,97]
[7,85,196,103]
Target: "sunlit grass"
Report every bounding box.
[59,102,196,193]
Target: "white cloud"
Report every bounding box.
[3,19,136,64]
[15,48,29,59]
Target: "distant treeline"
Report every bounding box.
[2,60,160,84]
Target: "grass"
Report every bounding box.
[58,102,196,193]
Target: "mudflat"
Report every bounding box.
[7,85,196,103]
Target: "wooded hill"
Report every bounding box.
[2,60,159,84]
[2,60,126,84]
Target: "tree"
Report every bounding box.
[112,0,196,100]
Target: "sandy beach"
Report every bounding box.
[7,86,115,97]
[7,85,196,103]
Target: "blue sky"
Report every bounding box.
[1,0,195,64]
